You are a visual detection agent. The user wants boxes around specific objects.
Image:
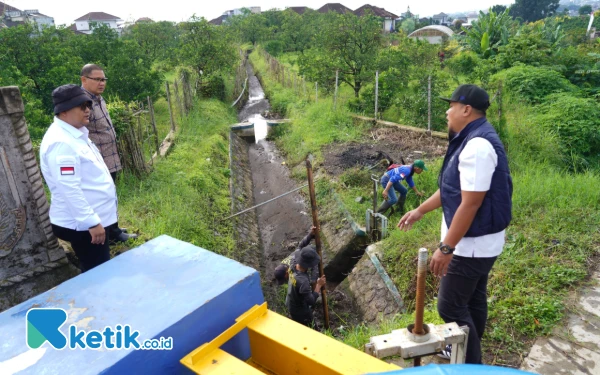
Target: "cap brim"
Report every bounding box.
[439,97,452,102]
[54,94,92,114]
[423,166,428,171]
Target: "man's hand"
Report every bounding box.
[430,249,453,277]
[382,190,389,200]
[416,191,424,197]
[310,226,317,235]
[89,224,105,245]
[315,276,326,291]
[397,209,424,231]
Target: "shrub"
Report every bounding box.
[264,40,284,57]
[491,65,580,103]
[532,93,600,163]
[199,75,226,101]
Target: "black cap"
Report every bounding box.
[52,84,92,115]
[298,246,320,270]
[274,264,288,285]
[440,84,490,111]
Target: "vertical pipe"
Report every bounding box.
[306,158,330,329]
[413,247,428,367]
[414,248,428,335]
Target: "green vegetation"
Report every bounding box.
[248,5,600,360]
[117,99,238,256]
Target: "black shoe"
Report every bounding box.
[110,232,138,244]
[120,228,128,233]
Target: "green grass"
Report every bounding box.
[252,48,600,362]
[116,98,238,258]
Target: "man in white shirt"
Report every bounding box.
[398,85,513,364]
[40,84,119,272]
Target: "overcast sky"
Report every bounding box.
[7,0,513,26]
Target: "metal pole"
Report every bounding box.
[375,70,379,119]
[221,183,309,221]
[334,70,339,110]
[413,248,428,367]
[306,158,330,329]
[165,82,176,131]
[427,75,432,134]
[315,82,318,103]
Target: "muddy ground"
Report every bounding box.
[323,127,447,177]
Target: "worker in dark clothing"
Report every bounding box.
[274,226,318,286]
[286,246,326,327]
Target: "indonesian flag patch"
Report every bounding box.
[60,166,75,175]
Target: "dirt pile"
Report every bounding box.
[323,127,447,176]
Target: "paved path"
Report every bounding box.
[521,271,600,375]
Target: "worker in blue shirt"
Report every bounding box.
[377,160,427,215]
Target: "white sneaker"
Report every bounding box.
[437,344,452,360]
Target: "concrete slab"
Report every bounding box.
[0,235,264,375]
[521,272,600,375]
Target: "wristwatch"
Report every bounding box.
[438,242,455,255]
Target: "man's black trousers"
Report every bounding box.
[52,223,117,272]
[437,255,497,364]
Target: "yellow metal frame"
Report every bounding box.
[181,302,400,375]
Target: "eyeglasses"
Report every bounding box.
[79,102,93,111]
[85,76,108,82]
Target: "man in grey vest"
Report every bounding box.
[397,84,513,364]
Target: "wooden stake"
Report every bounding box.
[305,157,330,329]
[165,81,176,131]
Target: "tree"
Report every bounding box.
[227,11,270,44]
[463,9,514,58]
[279,9,318,53]
[124,21,180,65]
[492,5,507,14]
[298,11,384,97]
[401,19,416,34]
[179,16,236,77]
[510,0,560,22]
[579,5,593,15]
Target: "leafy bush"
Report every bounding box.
[532,93,600,162]
[199,75,226,101]
[106,98,133,137]
[491,65,580,103]
[264,40,285,57]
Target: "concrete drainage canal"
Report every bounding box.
[228,61,405,332]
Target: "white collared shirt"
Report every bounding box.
[441,137,505,258]
[40,117,117,231]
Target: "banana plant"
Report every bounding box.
[463,9,514,58]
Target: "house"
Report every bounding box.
[209,15,228,25]
[210,7,261,25]
[408,25,453,44]
[432,12,449,25]
[317,3,353,14]
[399,6,419,20]
[466,12,479,25]
[135,17,153,23]
[223,7,261,17]
[73,12,122,34]
[287,6,310,15]
[354,4,398,32]
[0,2,54,30]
